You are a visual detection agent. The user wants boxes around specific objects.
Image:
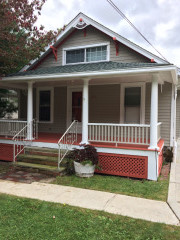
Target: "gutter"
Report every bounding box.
[2,65,177,82]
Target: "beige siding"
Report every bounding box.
[37,26,149,69]
[145,82,172,146]
[89,84,120,123]
[176,90,180,139]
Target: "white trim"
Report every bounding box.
[62,42,110,66]
[36,87,54,123]
[66,86,83,133]
[120,82,146,124]
[170,84,176,147]
[3,66,177,82]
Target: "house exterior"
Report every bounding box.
[0,13,178,181]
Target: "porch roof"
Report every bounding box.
[7,61,172,78]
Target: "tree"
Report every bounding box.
[0,89,18,118]
[0,0,63,76]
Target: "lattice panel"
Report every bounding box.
[158,149,163,176]
[0,144,13,161]
[96,153,148,179]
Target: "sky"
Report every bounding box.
[37,0,180,67]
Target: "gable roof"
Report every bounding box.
[21,12,168,72]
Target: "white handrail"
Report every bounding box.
[0,120,27,123]
[13,119,38,161]
[58,120,78,169]
[88,123,150,127]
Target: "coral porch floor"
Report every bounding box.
[0,132,164,152]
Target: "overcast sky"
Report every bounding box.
[37,0,180,67]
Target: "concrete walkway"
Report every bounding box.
[168,162,180,221]
[0,180,179,226]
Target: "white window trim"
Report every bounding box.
[36,87,54,123]
[120,82,146,124]
[62,42,110,65]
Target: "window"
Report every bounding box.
[65,44,109,64]
[66,49,84,64]
[86,46,107,62]
[37,88,54,123]
[120,83,145,124]
[124,87,141,124]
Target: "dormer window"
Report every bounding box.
[63,43,109,65]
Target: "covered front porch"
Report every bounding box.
[0,62,177,180]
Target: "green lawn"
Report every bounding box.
[0,194,179,240]
[53,174,169,201]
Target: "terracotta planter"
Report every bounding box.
[74,161,95,178]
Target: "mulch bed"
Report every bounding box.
[160,163,170,180]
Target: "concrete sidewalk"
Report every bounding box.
[0,180,179,226]
[168,162,180,221]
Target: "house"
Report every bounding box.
[0,13,178,181]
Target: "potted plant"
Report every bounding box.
[66,145,99,177]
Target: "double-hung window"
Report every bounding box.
[37,88,54,123]
[64,43,109,64]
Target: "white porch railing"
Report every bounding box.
[12,119,38,161]
[0,120,27,137]
[157,122,162,142]
[58,120,78,169]
[88,123,151,145]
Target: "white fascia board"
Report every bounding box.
[2,66,177,82]
[170,67,178,85]
[21,13,168,71]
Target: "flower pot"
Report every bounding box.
[74,161,95,178]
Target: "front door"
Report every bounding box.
[72,91,82,133]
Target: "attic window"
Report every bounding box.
[64,43,109,64]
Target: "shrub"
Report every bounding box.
[66,145,99,166]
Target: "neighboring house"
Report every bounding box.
[0,13,178,181]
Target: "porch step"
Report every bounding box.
[25,147,59,157]
[17,154,58,167]
[15,162,65,174]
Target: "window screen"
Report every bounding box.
[86,46,107,62]
[66,49,85,64]
[39,90,51,121]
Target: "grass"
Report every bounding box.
[53,174,169,201]
[0,194,179,240]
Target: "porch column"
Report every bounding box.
[27,81,33,140]
[149,75,158,149]
[81,78,89,144]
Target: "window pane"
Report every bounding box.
[66,49,85,64]
[40,91,50,105]
[125,87,141,106]
[39,90,51,121]
[39,106,50,121]
[86,46,107,62]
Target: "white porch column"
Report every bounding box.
[149,75,158,149]
[27,81,33,140]
[81,78,89,144]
